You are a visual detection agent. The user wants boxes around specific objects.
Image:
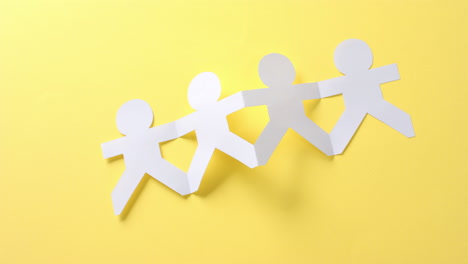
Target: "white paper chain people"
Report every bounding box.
[101,99,191,215]
[172,72,258,193]
[102,39,415,215]
[241,53,334,165]
[318,39,415,154]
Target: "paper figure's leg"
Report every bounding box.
[254,122,288,166]
[330,110,366,155]
[111,169,145,215]
[147,160,191,196]
[292,116,334,156]
[369,101,415,137]
[217,133,258,169]
[187,145,215,193]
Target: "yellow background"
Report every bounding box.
[0,0,467,263]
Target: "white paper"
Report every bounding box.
[241,53,334,166]
[318,39,415,155]
[101,99,191,215]
[173,72,258,193]
[101,40,416,215]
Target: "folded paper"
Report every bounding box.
[173,72,258,194]
[101,39,415,215]
[318,39,415,155]
[101,99,191,215]
[241,53,334,166]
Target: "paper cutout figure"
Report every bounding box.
[101,99,191,215]
[318,39,415,155]
[241,53,334,166]
[171,72,258,193]
[101,40,416,215]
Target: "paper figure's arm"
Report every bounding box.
[101,137,125,159]
[218,92,245,115]
[149,121,179,142]
[174,113,197,137]
[240,88,272,107]
[150,113,197,142]
[317,76,345,98]
[370,63,400,83]
[290,82,321,100]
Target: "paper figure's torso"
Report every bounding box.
[342,72,385,111]
[123,133,163,171]
[194,105,231,146]
[267,86,309,125]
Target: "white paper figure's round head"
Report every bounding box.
[258,53,296,87]
[116,99,153,135]
[188,72,221,110]
[334,39,373,74]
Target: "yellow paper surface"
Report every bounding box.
[0,0,467,263]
